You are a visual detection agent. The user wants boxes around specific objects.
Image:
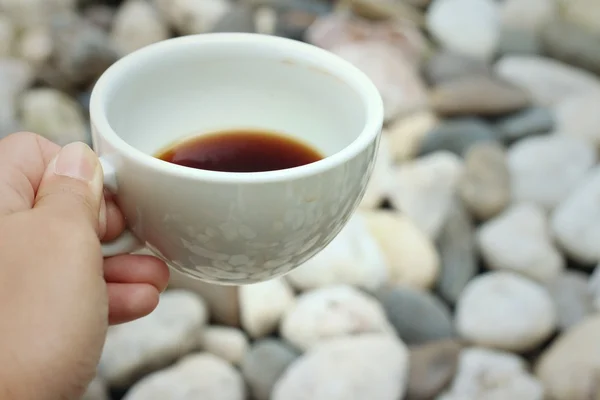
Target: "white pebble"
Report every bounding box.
[477,203,564,283]
[280,285,393,351]
[427,0,501,60]
[551,166,600,265]
[455,271,556,352]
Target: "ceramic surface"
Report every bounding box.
[90,33,384,284]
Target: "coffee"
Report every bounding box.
[156,129,323,173]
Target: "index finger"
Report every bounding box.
[0,132,60,217]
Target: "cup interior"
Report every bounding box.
[99,35,370,159]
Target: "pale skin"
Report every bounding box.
[0,132,170,399]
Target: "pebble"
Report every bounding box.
[349,0,424,25]
[426,0,501,60]
[243,0,329,14]
[377,286,454,345]
[535,315,600,400]
[387,111,439,162]
[545,271,595,331]
[0,59,34,137]
[418,118,498,157]
[554,90,600,148]
[20,88,89,146]
[507,135,597,210]
[429,75,531,117]
[274,9,318,40]
[200,326,249,366]
[330,40,428,122]
[389,151,464,239]
[496,107,554,141]
[588,265,600,310]
[168,267,240,327]
[82,376,109,400]
[253,5,277,35]
[123,353,246,400]
[280,285,393,351]
[98,290,208,388]
[240,278,295,339]
[360,134,394,209]
[286,213,389,292]
[561,0,600,35]
[498,28,542,56]
[77,90,92,114]
[440,347,545,400]
[39,11,119,92]
[270,0,332,40]
[540,18,600,76]
[435,198,478,305]
[423,50,491,86]
[477,203,565,283]
[111,0,170,55]
[455,271,557,352]
[551,165,600,265]
[272,334,409,400]
[407,0,431,7]
[241,339,300,400]
[154,0,232,34]
[0,0,75,29]
[406,340,463,400]
[500,0,556,33]
[0,14,15,57]
[17,27,53,66]
[305,13,427,68]
[458,142,511,220]
[211,4,256,33]
[82,5,116,31]
[495,55,600,105]
[364,210,440,289]
[0,59,34,98]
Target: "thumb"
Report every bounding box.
[34,142,106,236]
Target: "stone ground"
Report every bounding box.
[2,0,600,399]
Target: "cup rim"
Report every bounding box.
[90,33,384,184]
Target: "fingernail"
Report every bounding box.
[53,142,97,183]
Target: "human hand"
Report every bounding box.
[0,132,170,399]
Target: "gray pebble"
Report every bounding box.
[496,107,554,141]
[82,376,110,400]
[266,0,332,40]
[39,11,119,92]
[498,28,542,56]
[419,118,499,157]
[429,75,532,117]
[545,271,595,331]
[241,0,331,14]
[77,90,92,114]
[211,4,257,33]
[458,142,511,221]
[274,6,320,40]
[423,50,491,86]
[436,198,478,305]
[0,58,33,137]
[540,18,600,76]
[377,286,454,345]
[82,5,116,32]
[241,339,300,400]
[407,339,463,400]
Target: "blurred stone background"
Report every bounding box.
[1,0,600,399]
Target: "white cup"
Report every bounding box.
[90,33,384,285]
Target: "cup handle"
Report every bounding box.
[99,157,143,257]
